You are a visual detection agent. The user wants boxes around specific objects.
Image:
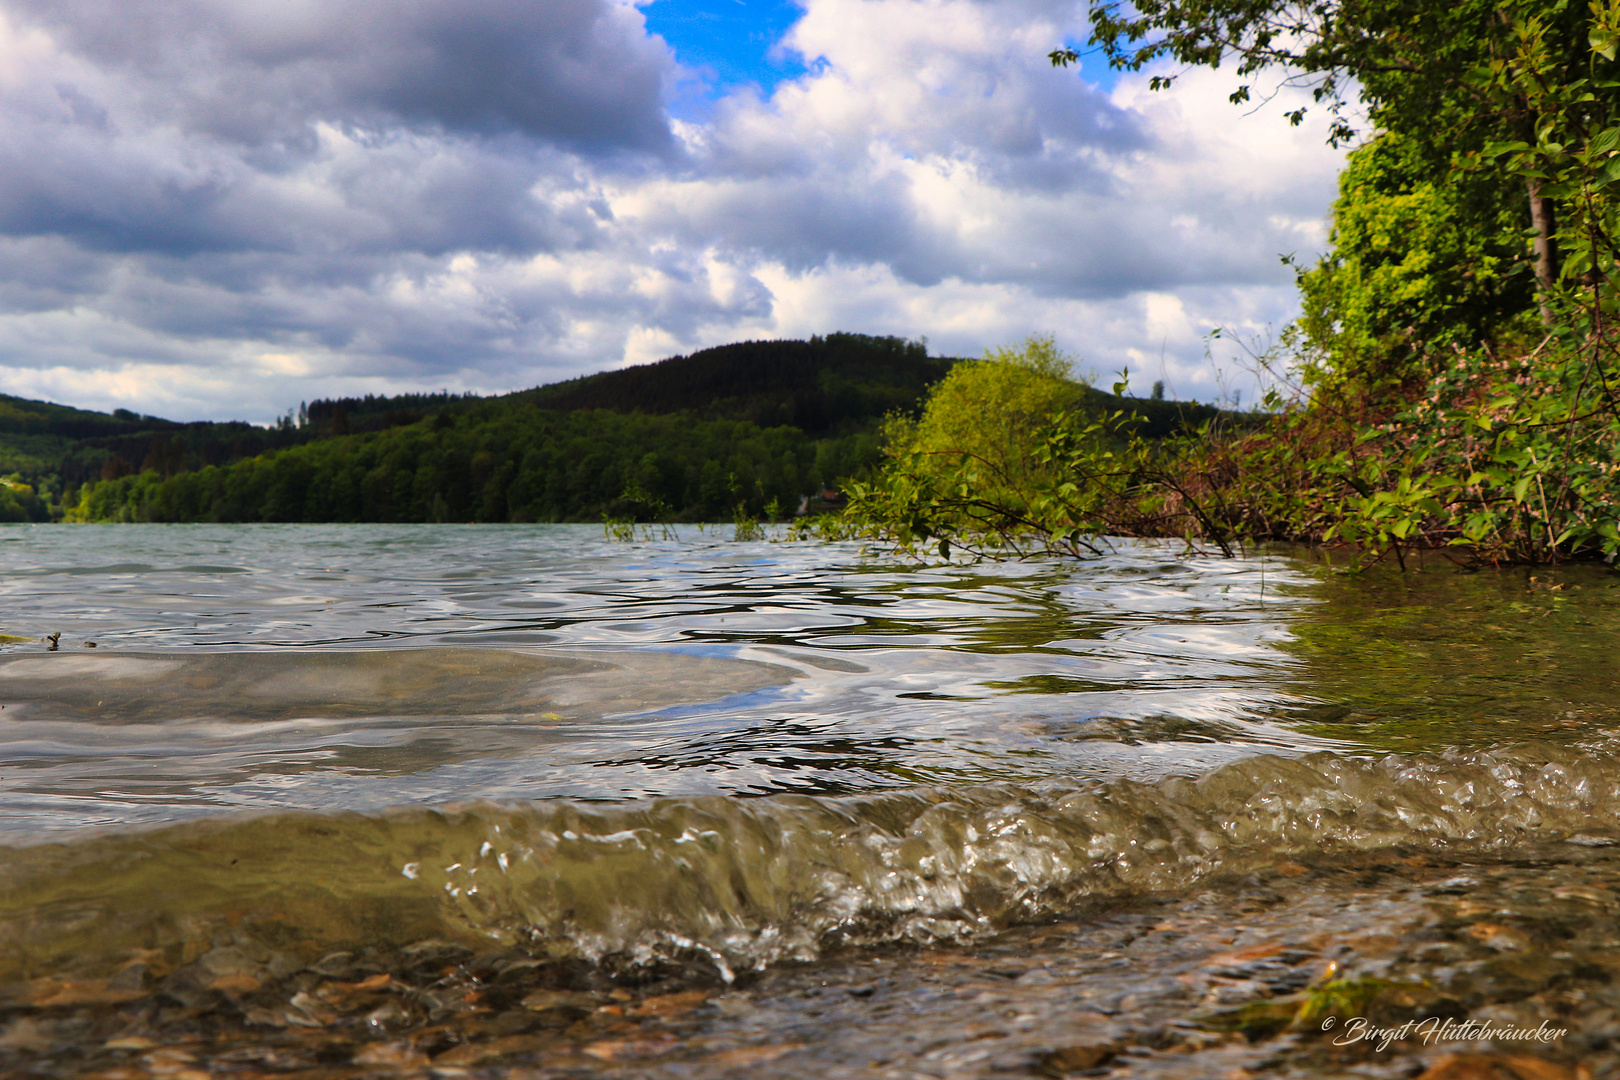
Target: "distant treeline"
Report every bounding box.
[0,398,297,499]
[23,334,944,523]
[69,408,879,524]
[5,332,1231,525]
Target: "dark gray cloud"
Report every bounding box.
[0,121,617,259]
[0,0,670,261]
[8,0,674,151]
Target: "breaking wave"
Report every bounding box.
[5,736,1618,987]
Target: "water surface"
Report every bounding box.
[0,523,1334,838]
[0,524,1615,1078]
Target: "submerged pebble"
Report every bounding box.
[0,847,1609,1078]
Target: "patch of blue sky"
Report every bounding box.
[643,0,812,113]
[643,1,1120,116]
[1051,37,1123,94]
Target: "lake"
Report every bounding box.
[1,524,1616,1078]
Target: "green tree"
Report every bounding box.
[882,335,1089,511]
[1296,129,1537,383]
[1057,0,1597,349]
[844,336,1123,555]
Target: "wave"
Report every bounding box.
[3,737,1617,988]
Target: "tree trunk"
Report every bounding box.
[1528,177,1559,326]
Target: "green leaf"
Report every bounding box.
[1593,128,1620,156]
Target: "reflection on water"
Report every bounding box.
[0,647,797,836]
[1274,551,1620,750]
[3,525,1618,839]
[0,524,1332,837]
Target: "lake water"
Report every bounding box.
[1,524,1618,1078]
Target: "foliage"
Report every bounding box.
[1160,339,1617,568]
[881,335,1090,509]
[0,475,47,523]
[601,514,638,542]
[1059,0,1603,390]
[844,336,1084,555]
[732,504,765,541]
[996,0,1620,569]
[844,328,1620,569]
[823,2,1620,568]
[1295,131,1538,384]
[25,330,1238,527]
[0,392,288,508]
[1065,0,1583,148]
[1321,355,1620,564]
[303,392,480,439]
[843,340,1253,558]
[1476,0,1620,302]
[1295,0,1620,566]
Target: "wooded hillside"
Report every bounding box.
[6,332,1229,525]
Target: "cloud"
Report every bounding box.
[0,0,1345,422]
[637,6,1336,298]
[5,0,675,150]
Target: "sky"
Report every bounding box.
[0,0,1347,423]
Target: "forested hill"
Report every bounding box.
[0,334,959,522]
[0,333,1232,524]
[0,394,282,504]
[300,334,951,438]
[512,335,950,434]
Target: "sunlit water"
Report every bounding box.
[0,524,1334,837]
[2,524,1618,1078]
